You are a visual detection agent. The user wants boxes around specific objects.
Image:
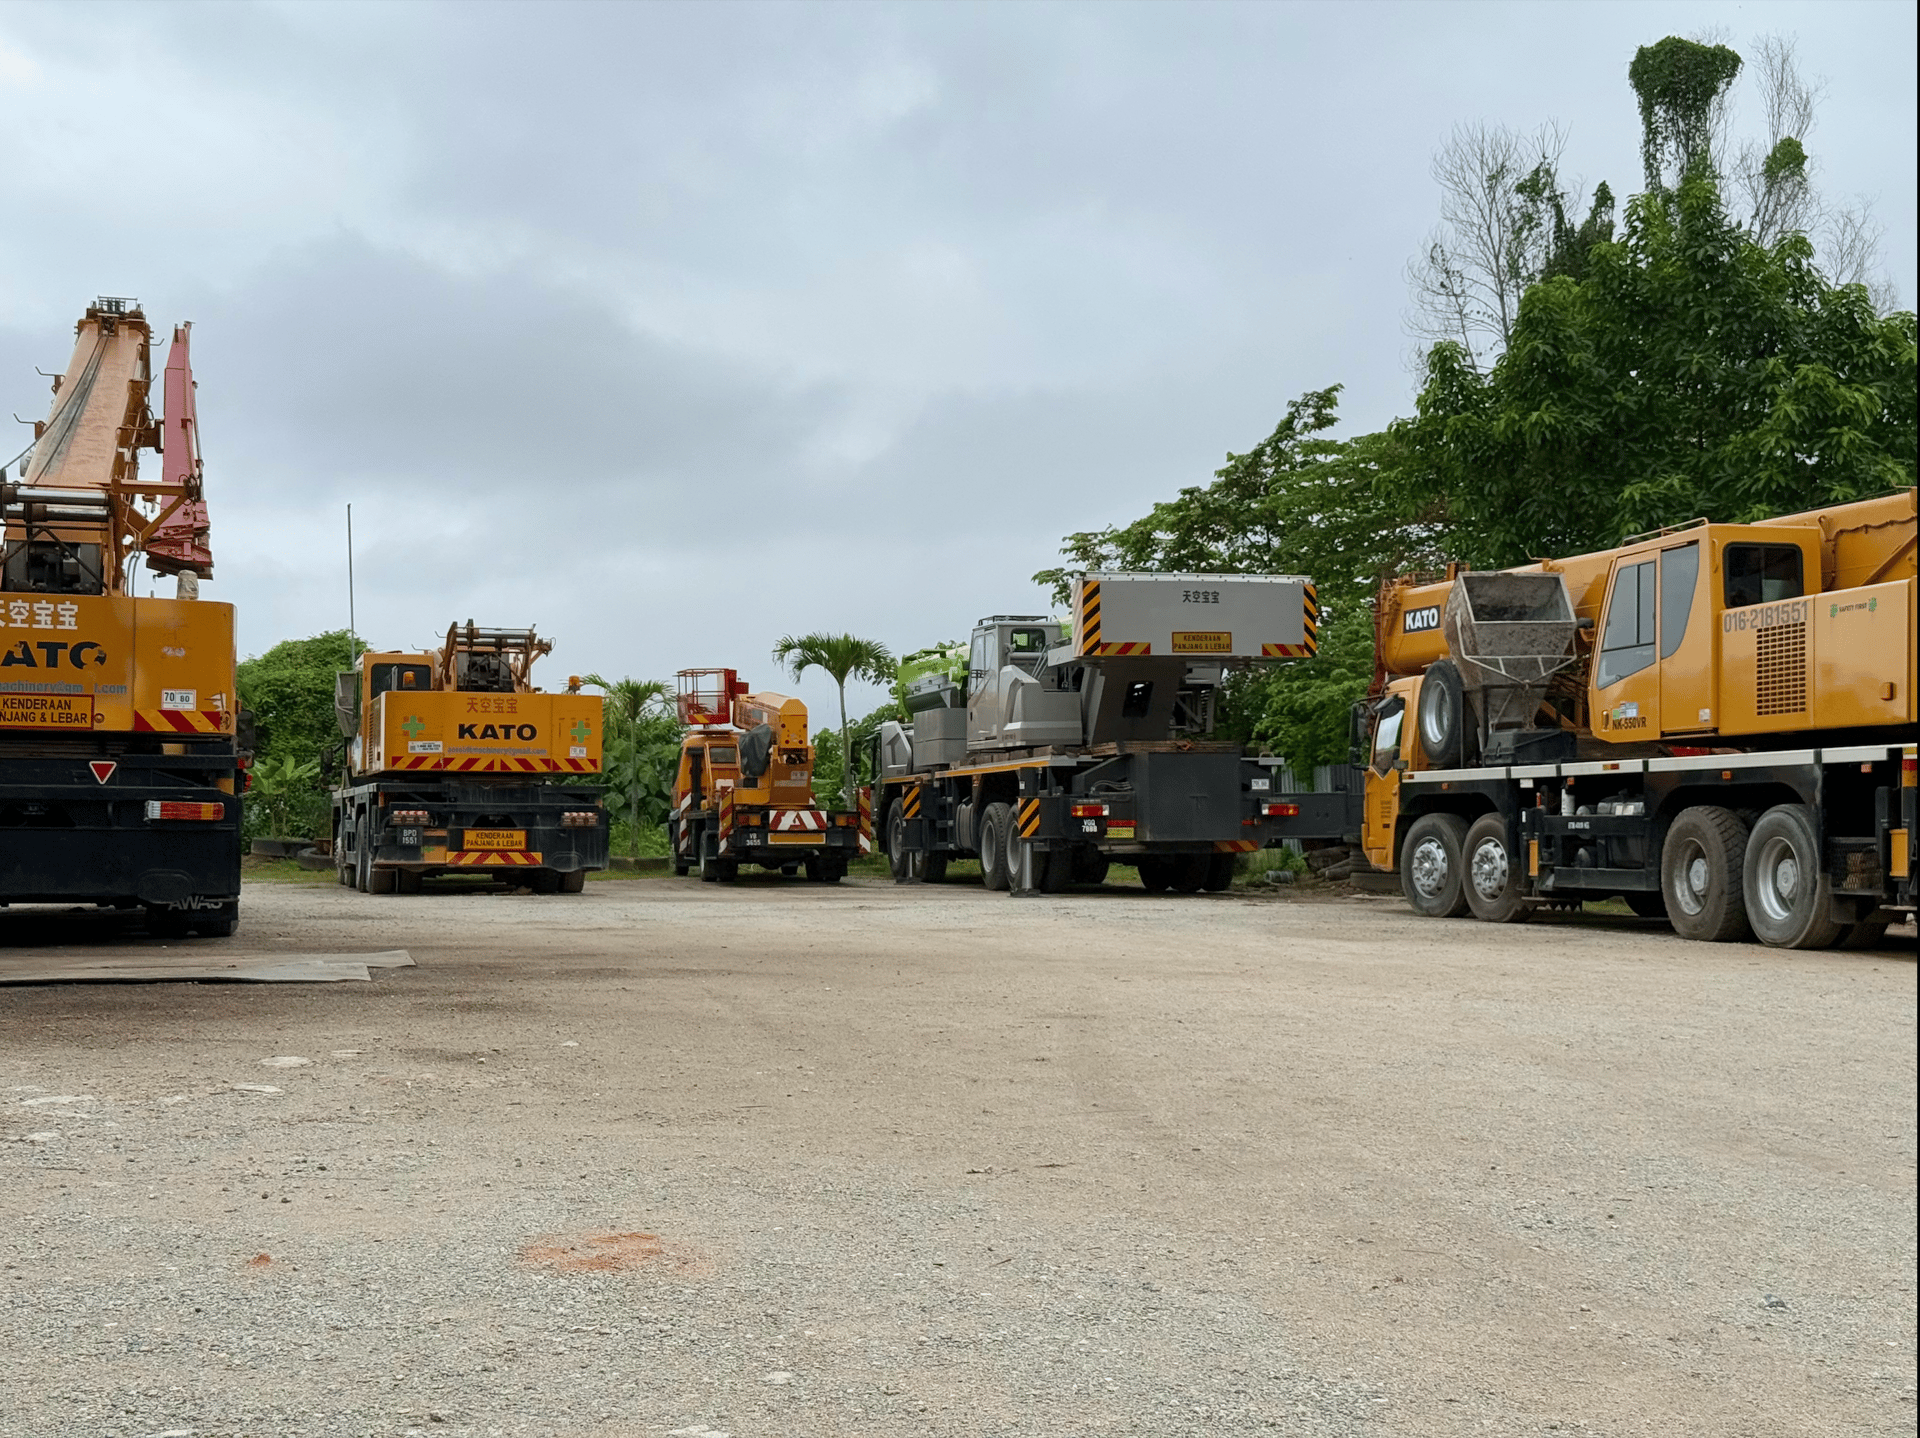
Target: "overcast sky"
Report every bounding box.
[2,0,1913,724]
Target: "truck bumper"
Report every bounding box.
[0,754,241,906]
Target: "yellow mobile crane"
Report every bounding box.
[1,299,241,936]
[330,623,609,893]
[1350,490,1916,947]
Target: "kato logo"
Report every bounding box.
[0,639,108,669]
[457,722,539,741]
[1403,605,1441,634]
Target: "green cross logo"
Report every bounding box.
[402,714,426,739]
[570,719,592,742]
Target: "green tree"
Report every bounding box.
[771,633,895,813]
[1035,391,1444,774]
[582,673,680,859]
[249,753,321,839]
[236,628,358,839]
[1391,169,1917,567]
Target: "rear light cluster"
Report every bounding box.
[390,810,432,824]
[1070,802,1109,818]
[146,800,224,822]
[832,814,855,827]
[1263,801,1301,817]
[561,811,600,827]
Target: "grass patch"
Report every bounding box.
[241,854,339,886]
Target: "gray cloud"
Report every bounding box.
[2,0,1912,721]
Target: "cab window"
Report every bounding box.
[1008,627,1051,657]
[1370,697,1406,774]
[706,745,739,767]
[1597,560,1657,688]
[1723,544,1803,609]
[968,633,994,695]
[1659,542,1699,659]
[370,663,432,697]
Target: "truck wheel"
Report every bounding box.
[923,855,948,883]
[886,800,913,882]
[1202,853,1236,892]
[1137,856,1174,893]
[1071,848,1110,887]
[527,868,562,894]
[1744,804,1843,949]
[355,840,372,893]
[1662,806,1751,942]
[1624,892,1670,922]
[395,868,423,895]
[1400,813,1469,917]
[1462,813,1530,923]
[193,901,240,938]
[979,803,1012,891]
[367,864,397,895]
[1034,845,1071,893]
[1171,855,1209,893]
[559,869,587,893]
[1417,660,1468,769]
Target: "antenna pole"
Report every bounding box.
[347,502,358,661]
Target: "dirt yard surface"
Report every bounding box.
[2,876,1913,1438]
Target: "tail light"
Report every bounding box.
[1070,802,1108,818]
[391,809,431,824]
[561,811,600,827]
[1264,801,1300,817]
[146,801,224,821]
[832,814,855,826]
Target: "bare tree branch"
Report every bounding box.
[1404,121,1569,372]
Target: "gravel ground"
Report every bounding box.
[1,875,1913,1438]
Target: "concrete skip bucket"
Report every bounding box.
[1441,571,1578,735]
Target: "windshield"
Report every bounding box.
[1371,700,1405,774]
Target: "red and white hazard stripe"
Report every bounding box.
[772,808,826,832]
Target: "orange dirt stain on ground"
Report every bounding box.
[519,1231,664,1273]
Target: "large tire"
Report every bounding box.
[1400,813,1469,917]
[355,838,372,893]
[699,845,736,884]
[367,863,397,895]
[886,800,912,882]
[1035,845,1071,893]
[979,802,1012,891]
[1744,804,1844,949]
[1462,813,1530,923]
[922,855,949,883]
[395,867,424,895]
[146,906,192,940]
[1624,890,1670,922]
[1136,856,1175,893]
[1417,660,1468,769]
[1662,806,1752,943]
[527,868,562,895]
[559,869,587,894]
[1201,853,1236,892]
[1071,848,1110,887]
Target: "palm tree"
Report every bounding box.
[770,633,895,811]
[581,674,670,743]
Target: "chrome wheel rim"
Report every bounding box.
[1753,834,1801,924]
[1409,835,1450,899]
[1470,837,1508,902]
[1671,841,1709,916]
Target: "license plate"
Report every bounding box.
[0,693,95,728]
[769,832,819,844]
[462,828,526,851]
[395,827,423,847]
